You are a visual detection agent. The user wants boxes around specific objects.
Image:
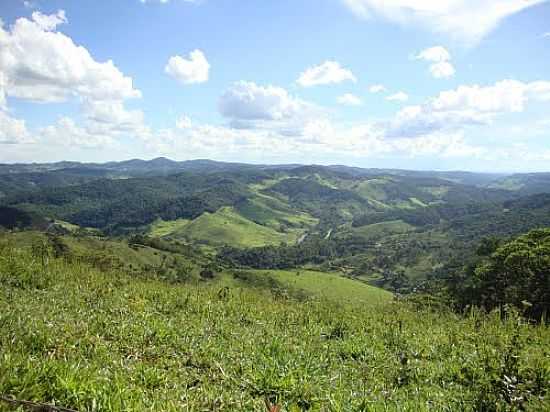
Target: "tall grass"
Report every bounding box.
[1,246,549,411]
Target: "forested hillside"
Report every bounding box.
[1,159,549,293]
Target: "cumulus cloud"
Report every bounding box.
[218,81,316,128]
[415,46,455,79]
[429,62,455,79]
[416,46,451,62]
[83,100,144,133]
[0,11,141,103]
[297,61,356,87]
[0,10,145,148]
[0,110,33,144]
[337,93,363,106]
[165,50,210,85]
[342,0,546,44]
[386,91,409,102]
[432,80,550,113]
[369,84,386,93]
[39,117,119,148]
[384,79,550,139]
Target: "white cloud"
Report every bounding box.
[31,10,66,30]
[337,93,363,106]
[165,50,210,85]
[386,91,409,102]
[0,11,141,103]
[218,81,315,126]
[83,100,144,133]
[342,0,546,44]
[384,79,550,139]
[0,73,6,109]
[22,1,37,9]
[416,46,451,62]
[369,84,386,93]
[40,117,117,148]
[175,115,192,129]
[542,32,550,38]
[297,61,356,87]
[431,80,550,113]
[416,46,455,79]
[0,110,33,144]
[0,10,146,148]
[429,61,455,79]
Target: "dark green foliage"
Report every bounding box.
[352,201,496,227]
[5,174,251,233]
[218,236,338,269]
[128,234,199,257]
[445,229,550,321]
[489,172,550,195]
[0,206,48,230]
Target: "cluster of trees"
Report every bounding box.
[128,234,200,258]
[444,229,550,320]
[446,193,550,242]
[219,237,339,269]
[0,206,49,230]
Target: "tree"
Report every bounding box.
[470,229,550,320]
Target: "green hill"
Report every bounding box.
[167,207,304,248]
[229,269,392,304]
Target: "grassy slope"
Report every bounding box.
[169,207,302,248]
[146,179,318,249]
[235,197,318,230]
[230,269,392,305]
[148,218,191,237]
[352,178,390,202]
[352,220,415,241]
[1,248,549,411]
[1,231,205,277]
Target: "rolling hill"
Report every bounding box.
[1,159,550,293]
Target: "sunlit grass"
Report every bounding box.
[1,247,549,411]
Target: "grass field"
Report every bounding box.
[230,269,393,305]
[169,207,303,248]
[0,231,204,278]
[235,197,318,231]
[352,178,391,202]
[1,246,549,411]
[352,220,415,241]
[148,218,191,237]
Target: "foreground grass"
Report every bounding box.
[1,248,549,411]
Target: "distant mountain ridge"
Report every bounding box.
[1,158,549,202]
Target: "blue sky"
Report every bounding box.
[1,0,550,171]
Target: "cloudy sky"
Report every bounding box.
[1,0,550,171]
